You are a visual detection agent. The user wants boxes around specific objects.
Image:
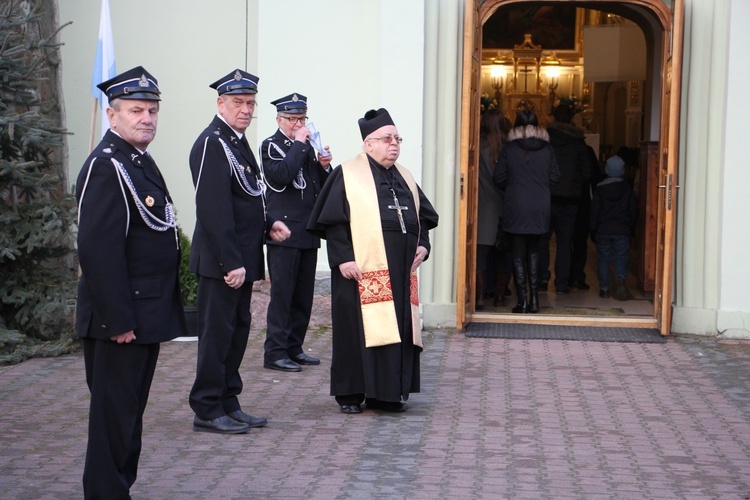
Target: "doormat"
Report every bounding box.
[481,306,626,316]
[464,322,666,343]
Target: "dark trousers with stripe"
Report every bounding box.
[264,245,317,362]
[82,338,160,500]
[189,275,252,420]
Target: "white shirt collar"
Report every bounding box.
[110,130,147,155]
[216,114,244,140]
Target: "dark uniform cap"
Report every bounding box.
[97,66,161,103]
[358,108,395,140]
[271,93,307,114]
[210,69,259,95]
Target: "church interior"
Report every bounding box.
[475,4,657,319]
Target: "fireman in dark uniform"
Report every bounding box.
[76,66,187,499]
[260,93,332,372]
[188,69,291,434]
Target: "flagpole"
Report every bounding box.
[89,97,98,152]
[91,0,115,146]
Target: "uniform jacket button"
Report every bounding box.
[101,325,107,330]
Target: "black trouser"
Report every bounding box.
[570,199,591,284]
[189,275,252,420]
[539,203,578,290]
[83,338,160,500]
[264,245,317,362]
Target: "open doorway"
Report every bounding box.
[457,0,683,332]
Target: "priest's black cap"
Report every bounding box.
[97,66,161,103]
[358,108,395,140]
[210,69,259,95]
[271,93,307,113]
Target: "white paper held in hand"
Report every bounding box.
[306,122,331,158]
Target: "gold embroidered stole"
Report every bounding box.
[341,153,422,348]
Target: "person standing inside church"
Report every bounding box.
[76,66,187,499]
[494,109,560,314]
[188,69,291,434]
[569,144,602,290]
[307,108,439,414]
[260,93,332,372]
[590,155,638,301]
[540,103,592,294]
[476,109,511,309]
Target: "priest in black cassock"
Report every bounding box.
[307,108,439,414]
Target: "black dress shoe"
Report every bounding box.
[365,398,408,412]
[339,404,362,414]
[227,410,267,428]
[291,352,320,365]
[193,415,251,434]
[264,358,302,372]
[571,281,590,290]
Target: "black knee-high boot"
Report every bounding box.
[512,258,528,313]
[528,251,540,313]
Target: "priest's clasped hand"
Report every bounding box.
[411,245,428,272]
[339,261,362,281]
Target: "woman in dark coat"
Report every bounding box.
[493,110,560,313]
[476,110,511,309]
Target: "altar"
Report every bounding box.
[481,33,590,131]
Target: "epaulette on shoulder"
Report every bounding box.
[94,142,118,159]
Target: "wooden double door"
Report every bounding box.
[456,0,684,334]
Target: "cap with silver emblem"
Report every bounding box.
[209,69,259,95]
[270,93,307,114]
[97,66,161,103]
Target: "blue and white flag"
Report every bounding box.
[91,0,116,139]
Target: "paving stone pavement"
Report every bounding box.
[2,327,750,499]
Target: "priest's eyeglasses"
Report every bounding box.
[280,115,308,125]
[367,135,403,144]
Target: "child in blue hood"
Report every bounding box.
[590,155,638,300]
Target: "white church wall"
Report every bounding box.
[672,0,750,339]
[256,0,425,182]
[717,0,750,338]
[420,0,465,328]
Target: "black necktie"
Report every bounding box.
[238,136,258,176]
[240,135,251,154]
[142,151,165,182]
